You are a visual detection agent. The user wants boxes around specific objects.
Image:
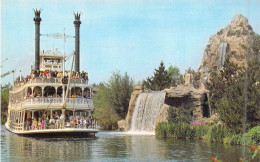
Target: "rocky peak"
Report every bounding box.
[231,14,248,27]
[199,14,260,78]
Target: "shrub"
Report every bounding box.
[155,122,260,146]
[194,125,210,139]
[243,126,260,146]
[167,106,192,124]
[155,122,168,138]
[205,124,228,143]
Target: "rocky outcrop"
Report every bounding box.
[155,104,169,127]
[124,87,143,131]
[118,120,126,131]
[200,14,260,78]
[164,83,208,119]
[124,83,208,131]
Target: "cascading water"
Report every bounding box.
[129,92,166,133]
[217,42,228,71]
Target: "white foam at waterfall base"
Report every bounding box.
[128,91,166,135]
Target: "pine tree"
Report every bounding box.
[143,61,171,91]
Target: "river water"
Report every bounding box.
[1,126,253,162]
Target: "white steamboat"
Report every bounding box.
[5,9,98,137]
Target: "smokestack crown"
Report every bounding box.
[74,12,81,21]
[74,12,81,26]
[33,9,42,23]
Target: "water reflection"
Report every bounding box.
[1,126,257,161]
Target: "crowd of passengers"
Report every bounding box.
[10,91,92,104]
[15,69,88,86]
[24,112,97,130]
[24,92,92,99]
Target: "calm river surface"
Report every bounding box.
[1,125,254,162]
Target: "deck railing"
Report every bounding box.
[23,120,98,131]
[12,78,88,91]
[11,98,94,109]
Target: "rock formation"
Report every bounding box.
[124,81,208,131]
[164,84,208,120]
[124,86,143,131]
[124,14,260,132]
[200,14,260,78]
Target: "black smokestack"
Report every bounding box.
[33,9,42,71]
[74,12,81,72]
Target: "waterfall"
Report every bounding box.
[129,91,166,133]
[217,42,228,71]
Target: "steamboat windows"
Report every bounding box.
[34,86,42,97]
[57,87,63,97]
[44,86,56,97]
[84,88,90,98]
[71,87,82,98]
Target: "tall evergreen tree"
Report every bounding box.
[143,61,171,91]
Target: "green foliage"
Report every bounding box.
[243,126,260,146]
[155,122,259,146]
[108,71,134,118]
[155,122,168,138]
[207,54,260,132]
[223,134,243,145]
[194,125,210,139]
[1,83,11,124]
[167,106,192,124]
[156,122,194,139]
[143,61,171,91]
[93,71,134,130]
[205,124,228,143]
[167,65,182,86]
[93,83,120,130]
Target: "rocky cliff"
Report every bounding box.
[200,14,260,78]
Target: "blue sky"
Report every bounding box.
[1,0,260,85]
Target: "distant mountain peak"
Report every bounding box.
[199,14,260,78]
[231,13,249,28]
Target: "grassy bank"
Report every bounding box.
[155,122,260,146]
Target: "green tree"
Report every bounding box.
[207,54,260,132]
[93,71,134,130]
[109,72,134,118]
[1,83,11,124]
[93,83,120,130]
[167,65,181,86]
[143,61,171,91]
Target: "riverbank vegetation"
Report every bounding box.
[156,52,260,147]
[93,71,134,130]
[156,122,260,146]
[1,83,11,124]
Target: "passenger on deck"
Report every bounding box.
[38,118,42,130]
[45,117,49,129]
[32,118,38,130]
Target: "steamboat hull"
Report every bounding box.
[5,123,98,137]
